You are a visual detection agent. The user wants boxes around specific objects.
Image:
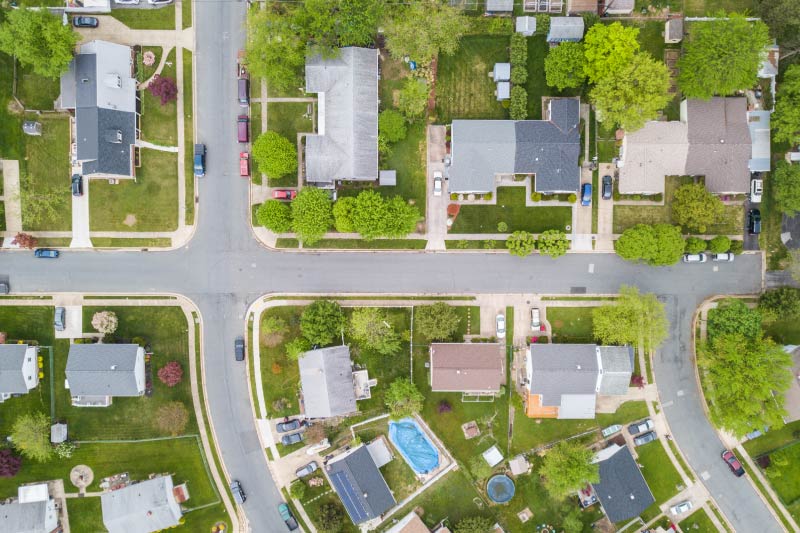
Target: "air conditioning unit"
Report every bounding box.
[108,179,118,185]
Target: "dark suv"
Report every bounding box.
[234,337,245,361]
[71,174,83,197]
[602,175,613,200]
[748,209,761,235]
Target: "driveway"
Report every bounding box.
[54,305,83,340]
[70,181,91,249]
[426,126,447,251]
[743,199,760,251]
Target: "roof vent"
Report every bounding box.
[720,139,725,143]
[629,493,635,500]
[104,130,123,144]
[576,365,581,370]
[104,74,122,89]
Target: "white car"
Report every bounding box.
[433,171,443,197]
[750,178,763,203]
[530,308,540,330]
[682,253,707,263]
[114,0,140,4]
[496,314,506,339]
[670,500,693,515]
[147,0,172,4]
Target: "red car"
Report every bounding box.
[722,450,745,477]
[272,189,297,200]
[239,152,250,177]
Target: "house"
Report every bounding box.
[101,475,183,533]
[0,483,59,533]
[448,98,581,194]
[304,47,378,188]
[486,0,513,14]
[516,16,537,36]
[546,17,585,43]
[326,445,396,525]
[0,344,39,402]
[618,98,754,195]
[524,344,633,419]
[299,345,375,418]
[429,343,506,395]
[65,344,145,407]
[665,18,683,44]
[602,0,634,15]
[385,511,430,533]
[59,40,138,179]
[591,445,655,523]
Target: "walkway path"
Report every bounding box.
[137,140,179,152]
[139,46,171,90]
[1,160,22,239]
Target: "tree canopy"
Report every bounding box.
[706,298,762,342]
[252,132,297,179]
[614,223,685,266]
[544,42,587,91]
[383,0,469,63]
[350,307,402,355]
[0,8,77,79]
[350,190,419,239]
[378,109,407,143]
[414,303,460,342]
[678,14,771,99]
[506,231,536,257]
[11,412,51,462]
[539,440,599,499]
[300,300,346,346]
[398,78,429,122]
[592,285,669,351]
[537,230,570,258]
[772,160,800,216]
[684,237,707,255]
[756,0,800,56]
[332,196,356,233]
[583,22,640,84]
[759,287,800,322]
[454,517,495,533]
[671,183,725,233]
[708,235,731,254]
[385,378,424,419]
[257,200,292,233]
[772,65,800,146]
[291,187,332,245]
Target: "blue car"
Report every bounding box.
[193,144,205,177]
[34,249,59,258]
[580,183,592,206]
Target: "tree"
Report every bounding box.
[539,440,599,499]
[291,187,333,245]
[759,287,800,322]
[352,190,387,239]
[509,86,528,120]
[252,132,297,180]
[53,441,76,459]
[157,361,183,387]
[537,230,570,258]
[385,378,424,419]
[11,233,38,250]
[757,0,800,56]
[246,3,306,94]
[678,14,770,99]
[707,298,762,342]
[0,449,22,478]
[91,311,118,335]
[614,223,684,266]
[285,337,311,361]
[289,480,307,500]
[592,285,669,351]
[350,307,402,355]
[155,402,189,436]
[510,33,528,65]
[544,42,586,90]
[10,412,51,462]
[468,456,492,480]
[257,200,292,233]
[378,110,407,143]
[300,300,345,346]
[561,509,584,533]
[383,196,421,238]
[506,231,536,257]
[773,161,800,216]
[0,8,77,78]
[317,503,344,533]
[708,235,731,254]
[383,1,469,62]
[699,333,792,437]
[147,76,178,105]
[684,237,707,254]
[336,0,384,47]
[332,196,357,233]
[18,176,69,227]
[671,183,725,233]
[510,65,528,85]
[590,53,670,131]
[772,65,800,146]
[454,516,494,533]
[583,22,640,84]
[414,303,460,342]
[398,78,429,122]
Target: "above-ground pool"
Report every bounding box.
[388,418,440,474]
[486,475,515,504]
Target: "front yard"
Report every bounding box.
[450,187,572,234]
[140,47,178,147]
[678,508,718,533]
[548,306,595,344]
[636,440,686,522]
[110,4,176,30]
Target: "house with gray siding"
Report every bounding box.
[0,483,59,533]
[0,344,39,402]
[298,345,359,418]
[65,344,145,407]
[101,475,183,533]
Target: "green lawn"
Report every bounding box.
[181,0,191,29]
[684,0,755,16]
[450,187,572,234]
[140,48,178,146]
[378,122,427,208]
[435,35,509,123]
[525,35,551,120]
[16,64,59,110]
[379,56,408,112]
[303,482,359,533]
[67,497,106,533]
[678,507,718,533]
[91,237,172,248]
[744,421,800,458]
[547,306,595,343]
[267,102,312,142]
[137,46,163,84]
[111,4,176,30]
[183,48,195,226]
[0,201,5,231]
[0,52,24,162]
[276,238,427,250]
[89,149,179,231]
[763,319,800,344]
[636,440,685,520]
[756,441,800,522]
[597,120,618,163]
[258,306,304,418]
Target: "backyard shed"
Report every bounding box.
[379,169,397,186]
[516,16,536,36]
[547,17,585,43]
[496,82,511,101]
[50,423,68,444]
[482,445,504,467]
[486,0,513,13]
[665,18,683,44]
[493,63,511,82]
[602,0,634,15]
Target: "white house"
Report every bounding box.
[65,344,145,407]
[0,344,40,403]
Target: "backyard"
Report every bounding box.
[16,63,60,110]
[744,421,800,523]
[547,306,595,344]
[450,187,572,234]
[140,47,178,147]
[684,0,754,16]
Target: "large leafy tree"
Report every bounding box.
[544,42,587,91]
[332,196,356,233]
[583,22,640,84]
[300,300,346,346]
[383,0,469,62]
[678,14,770,99]
[537,230,570,258]
[539,441,599,500]
[384,378,424,419]
[759,287,800,322]
[506,231,536,257]
[350,307,402,355]
[772,161,800,216]
[350,190,419,239]
[291,187,332,245]
[378,110,407,143]
[614,223,684,266]
[756,0,800,56]
[11,412,51,462]
[300,0,383,52]
[590,53,670,132]
[671,183,725,233]
[257,200,292,233]
[592,285,668,351]
[773,65,800,146]
[706,298,761,342]
[253,132,297,180]
[383,196,421,237]
[246,3,307,94]
[18,176,68,228]
[0,8,77,79]
[318,503,344,533]
[398,78,429,122]
[414,302,460,342]
[699,332,792,437]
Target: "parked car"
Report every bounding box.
[272,189,297,200]
[276,419,300,433]
[147,0,173,4]
[230,480,246,504]
[433,171,443,197]
[295,461,318,478]
[628,419,654,435]
[750,178,763,203]
[711,253,734,262]
[73,16,99,28]
[239,152,250,177]
[234,337,245,361]
[278,503,299,531]
[71,174,83,197]
[580,183,592,206]
[633,431,657,446]
[237,115,249,143]
[530,308,540,330]
[0,281,8,295]
[54,307,66,332]
[34,249,59,259]
[496,314,506,339]
[682,253,707,263]
[281,432,304,446]
[722,450,745,477]
[670,501,693,515]
[748,209,762,235]
[601,175,613,200]
[601,424,622,438]
[193,144,205,177]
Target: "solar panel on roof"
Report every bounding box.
[330,470,369,523]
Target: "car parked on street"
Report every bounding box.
[682,253,707,263]
[73,16,99,28]
[433,171,443,197]
[750,178,763,203]
[237,115,249,143]
[272,189,297,200]
[147,0,173,4]
[722,450,745,477]
[230,480,246,504]
[239,152,250,177]
[114,0,140,4]
[54,307,66,332]
[628,419,654,435]
[0,281,8,295]
[234,337,245,361]
[633,431,657,446]
[602,175,613,200]
[34,249,59,259]
[278,503,299,531]
[530,308,540,330]
[71,174,83,197]
[748,209,762,235]
[496,314,506,339]
[281,432,304,446]
[581,183,592,206]
[711,253,734,262]
[295,461,318,478]
[276,419,300,433]
[193,144,205,177]
[670,501,693,515]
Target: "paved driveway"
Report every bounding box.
[426,126,447,250]
[70,182,91,249]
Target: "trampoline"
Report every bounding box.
[486,475,516,504]
[388,418,439,474]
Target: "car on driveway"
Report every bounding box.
[602,175,613,200]
[628,419,654,435]
[670,501,693,515]
[278,503,299,531]
[711,253,734,262]
[530,308,540,330]
[281,432,304,446]
[272,189,297,200]
[433,171,443,197]
[496,314,506,339]
[230,480,246,504]
[234,337,245,361]
[54,307,66,332]
[295,461,318,478]
[751,178,763,203]
[193,144,205,177]
[748,209,762,235]
[682,253,707,263]
[34,249,59,259]
[581,183,592,206]
[71,174,83,197]
[276,419,300,433]
[73,16,99,28]
[722,450,745,477]
[633,431,657,446]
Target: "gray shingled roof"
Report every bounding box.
[101,476,182,533]
[592,445,655,523]
[299,346,357,418]
[529,344,599,406]
[327,446,396,524]
[0,500,56,533]
[547,17,585,42]
[66,344,143,397]
[305,47,378,184]
[0,345,31,394]
[666,18,683,41]
[598,346,633,395]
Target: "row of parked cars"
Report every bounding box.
[229,481,299,530]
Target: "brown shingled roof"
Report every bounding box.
[429,343,506,393]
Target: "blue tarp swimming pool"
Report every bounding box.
[388,418,439,474]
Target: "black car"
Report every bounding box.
[73,16,99,28]
[276,419,301,433]
[281,432,303,446]
[234,336,245,361]
[602,175,613,200]
[748,208,762,235]
[71,174,83,197]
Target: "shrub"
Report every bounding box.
[11,233,37,249]
[684,237,707,254]
[484,192,493,200]
[510,86,528,120]
[567,193,577,203]
[157,361,183,387]
[148,76,178,105]
[497,221,508,232]
[510,33,528,65]
[531,192,542,202]
[0,449,22,477]
[535,14,550,35]
[510,65,528,84]
[438,399,452,413]
[378,109,407,142]
[289,481,306,500]
[91,311,118,335]
[257,200,292,233]
[53,441,76,459]
[252,132,297,179]
[708,235,732,254]
[450,193,458,200]
[285,337,311,360]
[730,240,744,255]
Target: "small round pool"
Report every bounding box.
[486,475,515,504]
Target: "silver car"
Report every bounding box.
[670,500,693,515]
[295,461,318,478]
[433,171,443,197]
[496,314,506,339]
[54,307,66,332]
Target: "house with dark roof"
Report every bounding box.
[101,475,183,533]
[59,40,138,179]
[525,344,633,419]
[304,47,378,188]
[591,444,655,523]
[429,343,505,395]
[299,345,375,418]
[447,98,581,194]
[0,344,39,402]
[65,344,145,407]
[0,483,59,533]
[326,445,396,525]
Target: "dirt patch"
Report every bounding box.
[261,330,284,348]
[392,89,401,108]
[552,319,564,329]
[123,214,137,227]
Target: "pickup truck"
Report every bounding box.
[278,503,299,531]
[193,144,205,177]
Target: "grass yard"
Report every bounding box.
[547,306,595,343]
[525,35,550,120]
[757,441,800,522]
[111,4,176,30]
[636,440,685,520]
[181,0,191,28]
[303,484,359,533]
[445,239,505,249]
[0,201,5,231]
[435,35,509,123]
[258,306,304,418]
[743,421,800,458]
[454,305,481,337]
[379,56,409,111]
[183,48,195,226]
[379,122,427,208]
[0,52,24,162]
[267,102,313,142]
[91,237,172,248]
[67,497,106,533]
[450,187,572,234]
[90,149,179,231]
[684,0,755,16]
[16,64,59,110]
[137,46,163,84]
[763,318,800,344]
[352,419,421,501]
[678,507,719,533]
[631,20,667,60]
[140,47,178,146]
